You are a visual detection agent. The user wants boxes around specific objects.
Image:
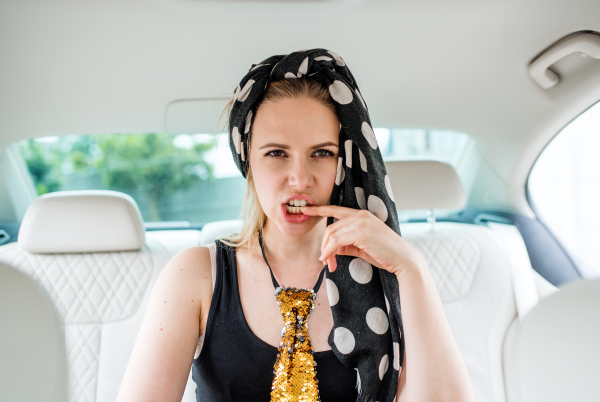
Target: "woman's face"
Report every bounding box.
[249,96,340,237]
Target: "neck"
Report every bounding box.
[259,219,327,288]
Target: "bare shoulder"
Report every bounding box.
[154,245,214,317]
[163,244,213,281]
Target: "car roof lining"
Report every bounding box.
[1,0,599,215]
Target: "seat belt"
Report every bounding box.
[487,222,539,321]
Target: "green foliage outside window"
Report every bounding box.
[17,133,214,222]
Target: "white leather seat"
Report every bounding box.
[503,278,600,402]
[0,261,68,402]
[0,190,202,402]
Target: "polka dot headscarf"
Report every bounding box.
[228,48,405,402]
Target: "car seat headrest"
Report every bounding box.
[18,190,145,253]
[384,160,466,210]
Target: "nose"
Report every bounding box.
[288,158,314,190]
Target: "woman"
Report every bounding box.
[117,48,475,402]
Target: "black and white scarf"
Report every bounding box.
[228,48,405,402]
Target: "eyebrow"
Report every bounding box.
[259,141,339,150]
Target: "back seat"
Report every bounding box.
[0,160,558,402]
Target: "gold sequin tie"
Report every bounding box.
[258,231,325,402]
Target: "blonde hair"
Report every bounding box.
[215,78,337,248]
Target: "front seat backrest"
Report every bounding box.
[504,277,600,402]
[0,262,68,402]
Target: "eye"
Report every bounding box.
[313,149,335,158]
[265,149,286,158]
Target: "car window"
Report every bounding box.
[12,129,470,225]
[528,100,600,278]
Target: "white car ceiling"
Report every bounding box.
[0,0,599,188]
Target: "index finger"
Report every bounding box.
[301,204,357,220]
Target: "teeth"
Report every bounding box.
[286,205,302,214]
[288,199,308,207]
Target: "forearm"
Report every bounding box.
[395,259,475,402]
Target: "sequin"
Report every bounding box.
[271,286,321,402]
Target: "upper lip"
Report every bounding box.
[283,194,315,206]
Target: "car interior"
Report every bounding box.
[1,1,599,401]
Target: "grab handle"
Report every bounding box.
[529,32,600,89]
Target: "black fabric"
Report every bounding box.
[228,48,405,401]
[192,240,358,401]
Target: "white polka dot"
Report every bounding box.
[385,296,390,313]
[237,79,255,102]
[298,56,309,77]
[328,50,346,66]
[349,258,372,284]
[355,368,361,394]
[232,127,241,154]
[335,157,345,185]
[250,63,266,71]
[368,195,388,222]
[284,72,297,79]
[314,55,333,61]
[355,89,366,109]
[359,149,367,172]
[244,110,253,134]
[241,141,245,161]
[384,175,395,202]
[344,140,353,168]
[234,84,241,100]
[361,122,378,149]
[367,307,389,335]
[329,80,353,105]
[393,342,400,370]
[379,354,389,380]
[326,279,339,306]
[355,187,366,210]
[334,327,355,354]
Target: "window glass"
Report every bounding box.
[376,128,469,166]
[14,129,470,225]
[528,100,600,278]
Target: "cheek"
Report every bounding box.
[250,161,285,210]
[319,159,339,197]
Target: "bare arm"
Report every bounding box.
[116,246,213,402]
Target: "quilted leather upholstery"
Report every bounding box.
[4,246,153,323]
[403,224,481,302]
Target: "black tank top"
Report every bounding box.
[192,240,358,401]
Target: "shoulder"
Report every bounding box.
[162,245,212,282]
[150,244,214,315]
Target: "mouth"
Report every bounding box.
[284,199,312,214]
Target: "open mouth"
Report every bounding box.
[285,199,312,214]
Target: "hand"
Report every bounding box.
[301,205,424,277]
